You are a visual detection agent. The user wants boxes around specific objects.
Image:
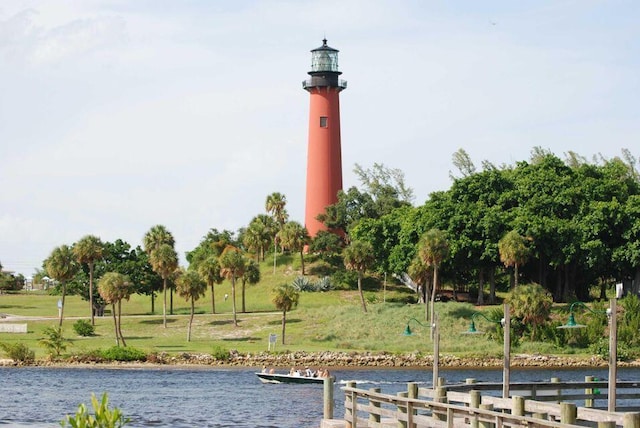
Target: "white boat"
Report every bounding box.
[256,372,332,384]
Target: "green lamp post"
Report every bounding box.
[557,298,617,412]
[404,316,439,389]
[463,304,511,398]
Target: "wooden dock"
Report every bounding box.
[320,377,640,428]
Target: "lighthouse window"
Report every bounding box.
[320,116,328,128]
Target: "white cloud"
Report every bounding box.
[1,0,639,275]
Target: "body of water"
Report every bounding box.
[1,366,638,427]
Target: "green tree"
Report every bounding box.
[175,269,207,341]
[418,229,449,328]
[343,240,375,313]
[278,221,310,275]
[353,162,415,210]
[240,259,260,313]
[143,225,175,254]
[272,282,300,345]
[186,228,236,268]
[219,246,246,327]
[197,255,223,314]
[44,245,79,327]
[243,215,275,262]
[144,225,178,328]
[265,192,288,273]
[98,272,133,347]
[73,235,104,326]
[498,230,530,287]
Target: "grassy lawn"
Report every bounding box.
[0,255,590,360]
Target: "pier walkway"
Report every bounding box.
[319,377,640,428]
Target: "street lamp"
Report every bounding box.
[404,316,439,389]
[557,298,617,412]
[463,304,511,398]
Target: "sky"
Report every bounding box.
[1,0,639,277]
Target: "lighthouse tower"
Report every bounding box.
[303,39,347,237]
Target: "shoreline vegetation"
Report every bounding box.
[2,351,640,370]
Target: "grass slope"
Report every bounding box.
[0,255,577,360]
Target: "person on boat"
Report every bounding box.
[289,367,296,376]
[261,366,267,373]
[305,367,314,377]
[269,368,275,374]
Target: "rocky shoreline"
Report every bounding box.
[2,351,640,369]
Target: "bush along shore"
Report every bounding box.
[2,350,640,369]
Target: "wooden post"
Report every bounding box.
[585,375,594,408]
[503,303,511,398]
[466,378,477,385]
[345,381,356,428]
[433,387,447,422]
[609,298,617,413]
[407,382,417,426]
[369,387,381,425]
[560,402,577,425]
[623,413,640,428]
[470,390,481,428]
[397,391,408,428]
[599,422,616,428]
[324,376,334,419]
[512,396,524,416]
[433,315,440,390]
[551,377,561,403]
[479,404,494,428]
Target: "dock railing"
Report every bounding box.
[323,377,640,428]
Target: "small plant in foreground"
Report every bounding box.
[61,392,129,428]
[73,320,95,337]
[0,342,35,363]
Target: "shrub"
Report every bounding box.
[211,345,230,361]
[505,283,552,340]
[100,346,146,362]
[315,276,333,291]
[291,276,314,292]
[39,326,71,358]
[73,319,95,337]
[619,294,640,347]
[0,342,35,363]
[61,392,129,428]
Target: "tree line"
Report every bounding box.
[36,148,640,344]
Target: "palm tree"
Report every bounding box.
[98,272,132,346]
[73,235,104,326]
[343,240,375,313]
[143,225,177,325]
[240,259,260,313]
[148,243,178,328]
[219,246,246,327]
[272,282,299,345]
[265,192,288,273]
[498,230,530,287]
[176,269,207,342]
[418,229,449,330]
[278,221,310,275]
[197,255,223,314]
[143,225,175,254]
[44,245,79,327]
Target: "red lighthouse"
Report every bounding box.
[303,39,347,237]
